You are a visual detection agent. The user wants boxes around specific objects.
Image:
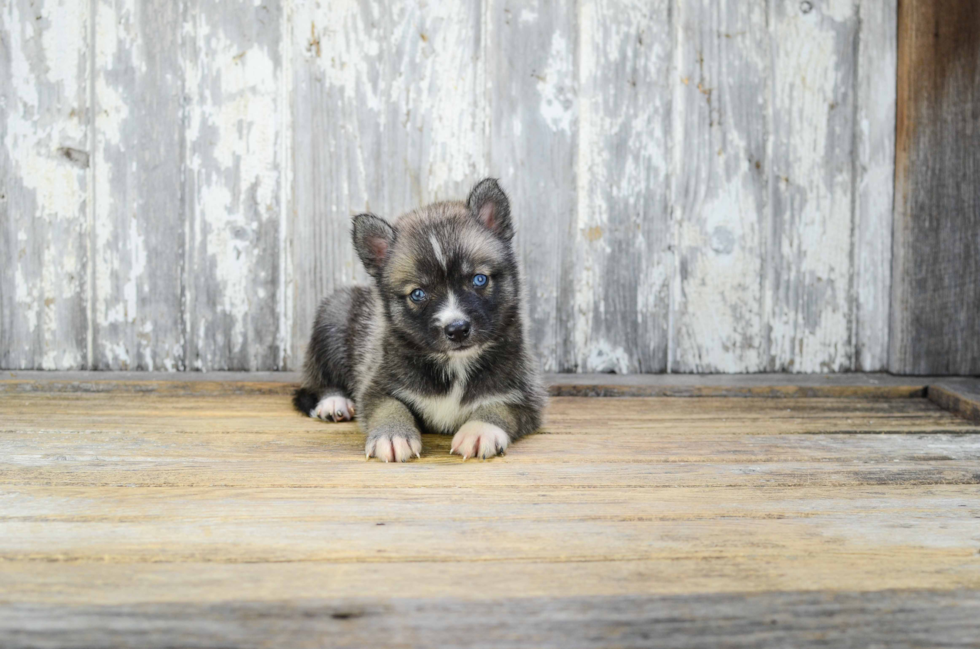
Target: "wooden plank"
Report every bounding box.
[290,0,488,367]
[3,560,979,607]
[182,0,285,370]
[3,589,980,649]
[6,428,980,466]
[671,0,769,372]
[289,0,376,369]
[546,377,929,398]
[90,0,184,370]
[8,459,976,490]
[0,0,91,370]
[0,371,937,398]
[768,0,859,372]
[6,484,976,522]
[929,381,980,423]
[486,0,576,373]
[2,484,978,563]
[570,0,671,372]
[3,393,976,435]
[3,504,979,563]
[2,395,978,489]
[890,0,980,374]
[853,0,897,371]
[3,383,980,645]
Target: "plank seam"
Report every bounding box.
[85,0,97,370]
[277,0,294,371]
[847,1,862,371]
[179,0,191,372]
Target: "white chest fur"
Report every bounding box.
[396,382,472,434]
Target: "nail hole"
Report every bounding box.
[800,1,813,14]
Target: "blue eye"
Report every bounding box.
[472,274,488,288]
[409,288,427,303]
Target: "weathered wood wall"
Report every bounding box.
[890,0,980,375]
[1,0,902,372]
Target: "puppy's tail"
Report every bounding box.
[292,387,320,416]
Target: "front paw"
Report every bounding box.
[450,421,510,460]
[312,395,356,422]
[366,431,422,463]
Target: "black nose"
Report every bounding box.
[444,320,471,342]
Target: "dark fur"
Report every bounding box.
[294,179,545,458]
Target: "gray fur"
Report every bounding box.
[295,179,546,460]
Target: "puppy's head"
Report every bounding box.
[352,178,518,355]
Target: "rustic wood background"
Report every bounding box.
[890,0,980,375]
[0,0,912,373]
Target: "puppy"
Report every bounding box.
[293,178,546,462]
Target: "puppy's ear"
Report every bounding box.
[352,213,396,278]
[467,178,513,240]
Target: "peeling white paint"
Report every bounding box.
[537,32,574,134]
[184,7,282,370]
[2,0,897,374]
[40,0,86,95]
[670,0,770,373]
[676,178,764,372]
[586,340,630,375]
[92,0,144,369]
[574,0,671,372]
[3,0,90,369]
[770,0,857,372]
[853,0,896,371]
[519,9,538,24]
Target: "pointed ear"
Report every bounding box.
[351,213,396,278]
[467,178,513,240]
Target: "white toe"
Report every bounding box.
[367,435,422,462]
[392,437,412,462]
[451,421,510,460]
[313,396,356,422]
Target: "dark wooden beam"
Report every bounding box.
[891,0,980,374]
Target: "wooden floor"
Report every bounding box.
[2,375,980,648]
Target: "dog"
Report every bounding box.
[293,178,546,462]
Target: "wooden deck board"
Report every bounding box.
[6,590,980,649]
[2,380,980,646]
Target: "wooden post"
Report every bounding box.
[890,0,980,374]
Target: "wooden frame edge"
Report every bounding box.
[927,384,980,423]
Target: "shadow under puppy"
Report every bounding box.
[293,178,546,462]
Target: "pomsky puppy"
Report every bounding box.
[293,178,545,462]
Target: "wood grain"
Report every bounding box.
[768,0,859,372]
[487,0,576,373]
[0,0,91,370]
[91,0,184,371]
[928,382,980,423]
[2,382,980,645]
[853,0,897,371]
[672,0,769,372]
[0,370,940,398]
[4,590,980,649]
[1,0,908,374]
[890,0,980,374]
[570,0,672,373]
[182,0,285,371]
